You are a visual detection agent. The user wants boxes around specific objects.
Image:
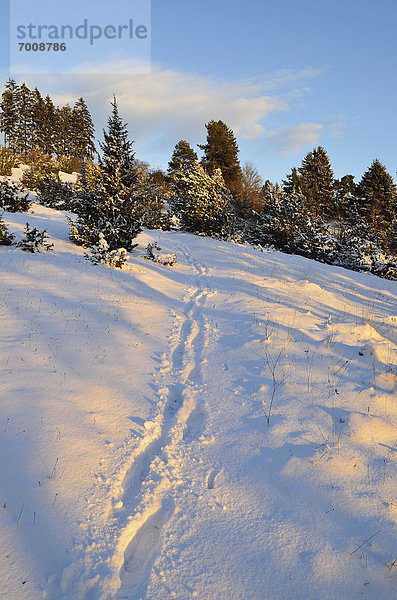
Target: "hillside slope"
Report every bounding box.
[1,205,396,600]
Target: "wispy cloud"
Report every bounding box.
[329,112,345,138]
[266,123,324,155]
[6,60,323,163]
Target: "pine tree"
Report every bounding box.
[298,146,335,218]
[41,95,56,156]
[199,120,243,197]
[71,98,96,159]
[169,159,234,236]
[250,183,332,260]
[70,99,142,251]
[17,223,53,252]
[333,174,357,217]
[133,168,169,230]
[356,159,397,240]
[0,79,19,151]
[168,140,197,175]
[99,96,136,189]
[30,87,47,150]
[54,105,74,157]
[282,167,301,196]
[0,179,31,212]
[14,83,34,155]
[0,214,14,245]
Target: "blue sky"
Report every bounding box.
[1,0,396,183]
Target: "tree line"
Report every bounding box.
[0,79,95,159]
[0,81,396,279]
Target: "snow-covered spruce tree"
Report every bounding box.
[333,201,397,279]
[70,97,96,160]
[0,179,31,212]
[99,96,136,190]
[169,160,235,237]
[69,98,142,252]
[87,233,129,268]
[249,183,333,260]
[0,215,14,245]
[168,140,198,176]
[282,167,301,196]
[17,223,53,253]
[133,168,170,230]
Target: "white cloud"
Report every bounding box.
[7,61,323,164]
[266,123,324,155]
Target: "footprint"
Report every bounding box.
[206,469,219,490]
[183,406,206,442]
[121,499,174,589]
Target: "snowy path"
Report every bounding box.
[0,206,396,600]
[113,256,214,599]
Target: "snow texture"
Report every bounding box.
[0,204,396,599]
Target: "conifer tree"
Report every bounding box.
[14,83,34,155]
[0,79,19,151]
[133,169,169,230]
[54,105,74,157]
[169,159,234,236]
[356,159,397,239]
[41,95,56,156]
[282,167,301,196]
[30,87,47,150]
[298,146,335,218]
[199,120,243,197]
[334,174,357,216]
[0,214,14,246]
[99,96,136,189]
[70,98,142,251]
[168,140,197,175]
[251,184,331,260]
[71,98,96,159]
[0,179,31,211]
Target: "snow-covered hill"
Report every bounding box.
[1,205,396,600]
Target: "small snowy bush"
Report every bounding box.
[0,216,14,245]
[37,174,77,211]
[86,233,129,268]
[0,179,31,212]
[17,223,54,253]
[145,241,176,266]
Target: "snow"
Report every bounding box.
[0,204,396,599]
[6,168,78,185]
[58,172,78,185]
